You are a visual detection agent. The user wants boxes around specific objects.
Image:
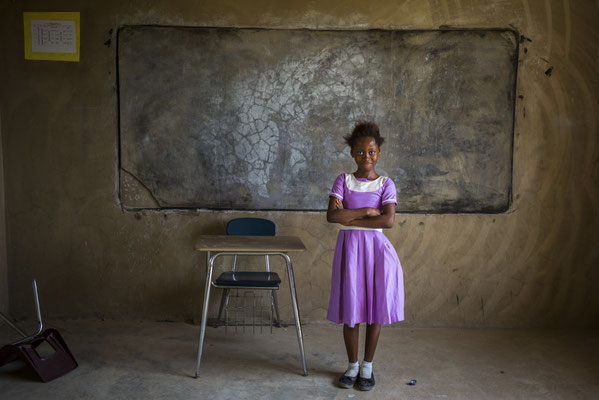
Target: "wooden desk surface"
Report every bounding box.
[195,235,306,252]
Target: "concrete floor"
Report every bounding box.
[0,319,598,399]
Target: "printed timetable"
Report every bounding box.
[24,12,80,62]
[31,20,76,54]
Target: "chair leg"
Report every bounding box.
[272,290,282,327]
[269,293,274,334]
[215,289,229,328]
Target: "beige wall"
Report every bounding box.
[0,0,597,327]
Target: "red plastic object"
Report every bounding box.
[0,328,78,382]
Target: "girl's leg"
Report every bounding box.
[364,323,382,362]
[357,324,380,389]
[343,323,360,363]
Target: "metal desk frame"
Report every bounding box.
[195,247,308,378]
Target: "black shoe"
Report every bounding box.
[358,372,375,391]
[338,373,358,389]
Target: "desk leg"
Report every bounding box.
[195,253,214,378]
[205,251,210,279]
[282,254,308,376]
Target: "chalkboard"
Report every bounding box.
[118,26,517,212]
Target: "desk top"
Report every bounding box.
[195,235,307,252]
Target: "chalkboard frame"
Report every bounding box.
[116,25,519,214]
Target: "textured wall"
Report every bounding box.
[118,27,516,212]
[0,0,597,327]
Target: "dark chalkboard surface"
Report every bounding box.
[118,26,517,212]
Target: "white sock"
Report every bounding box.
[345,361,359,377]
[360,360,373,379]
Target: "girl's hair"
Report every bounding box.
[343,121,385,148]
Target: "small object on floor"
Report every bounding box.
[348,395,355,398]
[409,379,417,385]
[357,371,375,391]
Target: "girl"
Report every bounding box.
[326,121,404,391]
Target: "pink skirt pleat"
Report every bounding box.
[327,230,404,327]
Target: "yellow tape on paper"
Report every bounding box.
[24,12,80,62]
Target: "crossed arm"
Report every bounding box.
[326,197,395,229]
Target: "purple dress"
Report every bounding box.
[327,173,405,327]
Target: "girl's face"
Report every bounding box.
[350,136,380,172]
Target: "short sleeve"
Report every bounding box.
[381,178,397,205]
[329,174,345,200]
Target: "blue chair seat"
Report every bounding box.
[215,272,281,288]
[213,218,282,329]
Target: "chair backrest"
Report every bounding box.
[226,218,276,236]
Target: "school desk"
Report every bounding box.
[194,235,308,378]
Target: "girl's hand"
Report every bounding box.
[365,207,381,217]
[335,198,344,209]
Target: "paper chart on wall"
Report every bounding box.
[23,12,80,62]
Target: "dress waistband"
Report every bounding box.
[339,226,383,232]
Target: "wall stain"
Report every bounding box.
[519,34,532,43]
[481,297,485,320]
[105,29,113,47]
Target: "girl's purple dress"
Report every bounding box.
[327,173,404,327]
